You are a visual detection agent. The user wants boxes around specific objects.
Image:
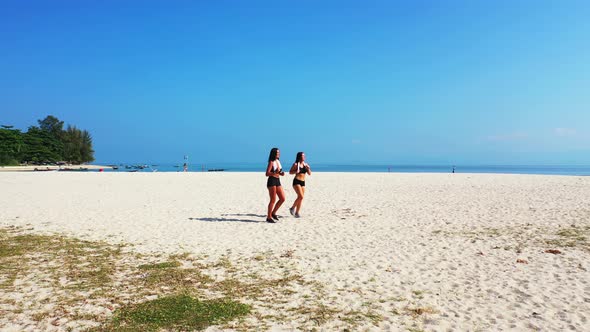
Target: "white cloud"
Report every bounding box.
[554,128,577,137]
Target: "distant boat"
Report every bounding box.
[125,164,148,170]
[33,167,57,172]
[59,167,89,172]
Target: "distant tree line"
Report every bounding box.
[0,115,95,166]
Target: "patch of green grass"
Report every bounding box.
[99,294,250,331]
[341,310,365,325]
[289,302,340,326]
[407,328,425,332]
[215,256,232,268]
[0,228,120,290]
[141,265,213,291]
[545,226,590,251]
[213,274,304,299]
[169,252,192,261]
[341,308,383,327]
[462,227,501,238]
[138,261,181,270]
[558,226,590,239]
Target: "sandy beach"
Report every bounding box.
[1,172,589,331]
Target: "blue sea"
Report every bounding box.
[98,163,590,176]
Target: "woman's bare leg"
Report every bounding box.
[267,186,277,219]
[290,185,301,210]
[293,185,305,214]
[272,186,286,216]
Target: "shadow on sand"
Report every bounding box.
[189,214,267,223]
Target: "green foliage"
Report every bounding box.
[0,127,24,165]
[21,126,63,164]
[0,155,19,166]
[61,125,95,164]
[0,115,95,165]
[103,295,250,331]
[38,115,64,138]
[80,129,95,163]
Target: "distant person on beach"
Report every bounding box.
[265,147,285,223]
[452,165,456,173]
[183,163,188,172]
[289,152,311,218]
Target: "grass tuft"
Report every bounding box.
[138,261,181,270]
[0,229,119,290]
[100,294,250,331]
[546,226,590,251]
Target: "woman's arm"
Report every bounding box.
[289,163,297,174]
[265,161,277,177]
[306,163,312,175]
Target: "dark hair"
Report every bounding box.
[268,147,279,162]
[295,152,304,163]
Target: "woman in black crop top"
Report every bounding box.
[265,147,285,223]
[288,151,311,218]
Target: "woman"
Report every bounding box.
[289,152,311,218]
[265,147,285,223]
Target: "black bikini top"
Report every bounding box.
[297,162,308,174]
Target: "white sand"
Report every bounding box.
[1,172,589,331]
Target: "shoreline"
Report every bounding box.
[0,165,113,172]
[1,165,588,176]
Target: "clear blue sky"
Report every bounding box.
[2,0,589,165]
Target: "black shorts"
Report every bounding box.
[293,178,305,187]
[267,176,281,187]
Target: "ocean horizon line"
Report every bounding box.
[94,162,590,176]
[98,161,590,167]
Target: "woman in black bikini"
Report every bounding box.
[289,152,311,218]
[265,147,285,223]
